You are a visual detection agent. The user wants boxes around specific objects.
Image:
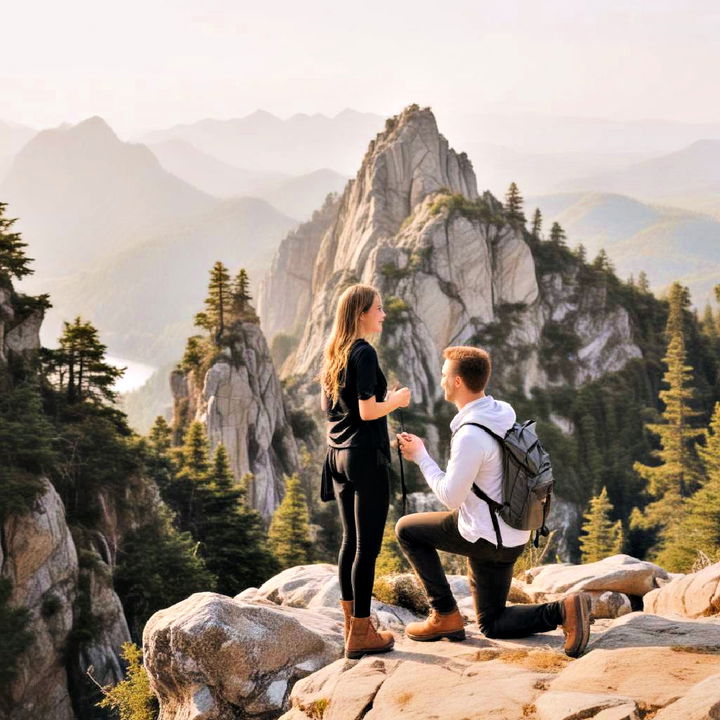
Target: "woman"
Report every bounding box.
[319,284,411,659]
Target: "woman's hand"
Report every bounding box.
[387,386,411,409]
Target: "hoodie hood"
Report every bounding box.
[449,395,516,437]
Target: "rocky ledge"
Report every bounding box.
[143,559,720,720]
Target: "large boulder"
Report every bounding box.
[643,561,720,618]
[587,611,720,651]
[143,592,344,720]
[653,673,720,720]
[525,555,669,597]
[239,563,341,609]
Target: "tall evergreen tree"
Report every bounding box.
[530,208,543,238]
[194,261,232,339]
[504,182,526,225]
[268,474,312,569]
[232,268,252,314]
[0,202,33,282]
[201,445,278,593]
[149,416,172,454]
[637,271,651,293]
[43,317,124,404]
[592,248,614,274]
[574,244,587,263]
[579,487,623,563]
[631,283,704,569]
[549,222,567,246]
[663,402,720,569]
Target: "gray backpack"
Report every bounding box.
[456,420,553,548]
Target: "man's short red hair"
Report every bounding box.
[442,346,491,392]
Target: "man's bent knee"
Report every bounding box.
[394,514,416,543]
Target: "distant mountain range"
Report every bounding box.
[138,108,386,176]
[527,191,720,306]
[148,138,288,197]
[36,196,298,364]
[556,139,720,210]
[147,139,349,221]
[0,119,35,160]
[2,117,215,276]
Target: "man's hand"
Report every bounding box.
[396,432,426,463]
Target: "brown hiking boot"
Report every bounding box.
[560,593,592,657]
[405,607,466,642]
[345,616,395,659]
[340,599,353,642]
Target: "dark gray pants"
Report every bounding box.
[395,510,562,638]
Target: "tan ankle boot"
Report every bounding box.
[405,607,466,642]
[559,593,592,657]
[340,599,353,642]
[345,616,394,659]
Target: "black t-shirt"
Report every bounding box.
[326,338,390,459]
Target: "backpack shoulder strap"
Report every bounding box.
[453,421,505,549]
[453,421,504,444]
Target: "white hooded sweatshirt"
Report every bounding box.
[416,394,531,548]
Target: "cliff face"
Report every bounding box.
[0,276,163,720]
[0,283,43,367]
[0,479,140,720]
[260,104,641,417]
[171,321,299,518]
[258,192,341,343]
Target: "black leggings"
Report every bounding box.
[327,447,390,618]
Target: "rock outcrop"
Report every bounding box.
[171,320,299,518]
[258,192,342,344]
[643,560,720,618]
[1,479,130,720]
[143,592,344,720]
[143,560,720,720]
[0,282,43,369]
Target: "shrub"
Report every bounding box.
[373,573,430,615]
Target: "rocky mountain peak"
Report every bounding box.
[322,104,478,276]
[260,105,643,452]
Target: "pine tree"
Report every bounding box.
[664,402,720,569]
[574,244,587,263]
[232,268,252,316]
[148,416,172,454]
[637,271,651,294]
[268,474,312,569]
[179,335,206,372]
[199,444,278,594]
[504,182,526,226]
[43,317,125,404]
[579,487,623,563]
[168,421,211,532]
[631,283,704,570]
[194,261,232,339]
[0,202,33,282]
[530,208,543,238]
[592,248,614,274]
[701,304,717,337]
[549,222,567,246]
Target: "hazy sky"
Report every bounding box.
[3,0,719,136]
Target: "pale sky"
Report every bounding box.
[2,0,719,136]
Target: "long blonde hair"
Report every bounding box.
[319,284,379,406]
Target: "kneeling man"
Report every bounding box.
[396,346,591,657]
